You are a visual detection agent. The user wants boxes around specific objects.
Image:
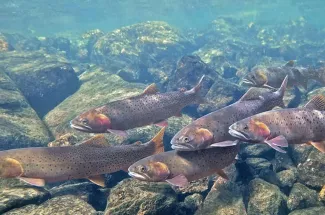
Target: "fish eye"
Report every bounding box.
[81,118,89,125]
[139,165,146,173]
[183,137,190,143]
[244,125,249,130]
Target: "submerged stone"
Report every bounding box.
[0,69,52,150]
[288,207,325,215]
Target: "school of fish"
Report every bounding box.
[1,71,325,189]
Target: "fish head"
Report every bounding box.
[0,158,23,178]
[70,109,112,133]
[229,119,270,143]
[171,126,214,150]
[128,161,170,182]
[242,69,268,87]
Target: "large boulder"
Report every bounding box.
[247,178,287,215]
[0,69,52,150]
[287,183,323,211]
[4,195,97,215]
[0,187,50,214]
[0,50,79,117]
[104,179,177,215]
[44,66,192,146]
[288,207,325,215]
[90,21,194,83]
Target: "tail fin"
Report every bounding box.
[275,75,288,107]
[304,95,325,110]
[148,127,165,154]
[185,75,206,103]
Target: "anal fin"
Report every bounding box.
[216,169,229,180]
[19,177,45,187]
[209,140,239,148]
[308,141,325,153]
[88,175,105,187]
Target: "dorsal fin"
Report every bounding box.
[239,88,265,101]
[142,83,158,95]
[285,60,295,67]
[304,95,325,110]
[80,135,111,147]
[150,127,165,154]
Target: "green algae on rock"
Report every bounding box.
[247,178,287,215]
[4,195,96,215]
[0,69,52,150]
[0,187,50,214]
[104,179,177,215]
[288,206,325,215]
[0,50,79,117]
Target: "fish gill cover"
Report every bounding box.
[0,0,324,214]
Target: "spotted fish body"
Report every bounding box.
[0,128,165,186]
[229,95,325,153]
[171,76,288,151]
[128,145,239,186]
[70,76,205,135]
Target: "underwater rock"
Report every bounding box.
[240,144,275,159]
[176,193,203,215]
[104,178,177,215]
[245,157,272,177]
[247,178,287,215]
[276,169,297,189]
[296,149,325,189]
[4,195,96,215]
[0,33,10,52]
[0,69,51,150]
[287,183,323,211]
[288,207,325,215]
[48,133,78,147]
[288,144,313,166]
[320,186,325,204]
[273,152,295,172]
[0,50,80,117]
[44,66,192,146]
[167,55,215,96]
[0,186,50,214]
[174,178,210,197]
[91,21,194,83]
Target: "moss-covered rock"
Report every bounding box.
[288,207,325,215]
[0,50,79,116]
[0,186,50,214]
[90,21,194,83]
[4,195,96,215]
[240,144,275,159]
[44,66,192,146]
[177,193,203,215]
[0,69,52,150]
[247,178,287,215]
[276,169,297,189]
[104,178,177,215]
[245,157,272,177]
[287,183,322,211]
[297,149,325,189]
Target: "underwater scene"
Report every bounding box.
[1,0,325,214]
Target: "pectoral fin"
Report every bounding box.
[19,177,45,187]
[107,129,128,137]
[88,175,105,187]
[216,169,229,180]
[166,174,189,187]
[265,135,288,153]
[308,141,325,153]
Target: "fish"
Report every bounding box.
[128,144,239,187]
[170,76,288,151]
[70,76,205,137]
[229,95,325,153]
[241,60,315,90]
[0,127,165,187]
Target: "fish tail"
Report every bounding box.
[148,127,165,154]
[275,75,288,107]
[186,75,206,103]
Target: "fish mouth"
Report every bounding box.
[228,128,250,141]
[128,171,147,181]
[70,121,92,132]
[171,144,195,151]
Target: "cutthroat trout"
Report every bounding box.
[70,76,205,137]
[229,95,325,153]
[128,145,239,187]
[241,61,316,90]
[171,76,287,151]
[0,128,165,187]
